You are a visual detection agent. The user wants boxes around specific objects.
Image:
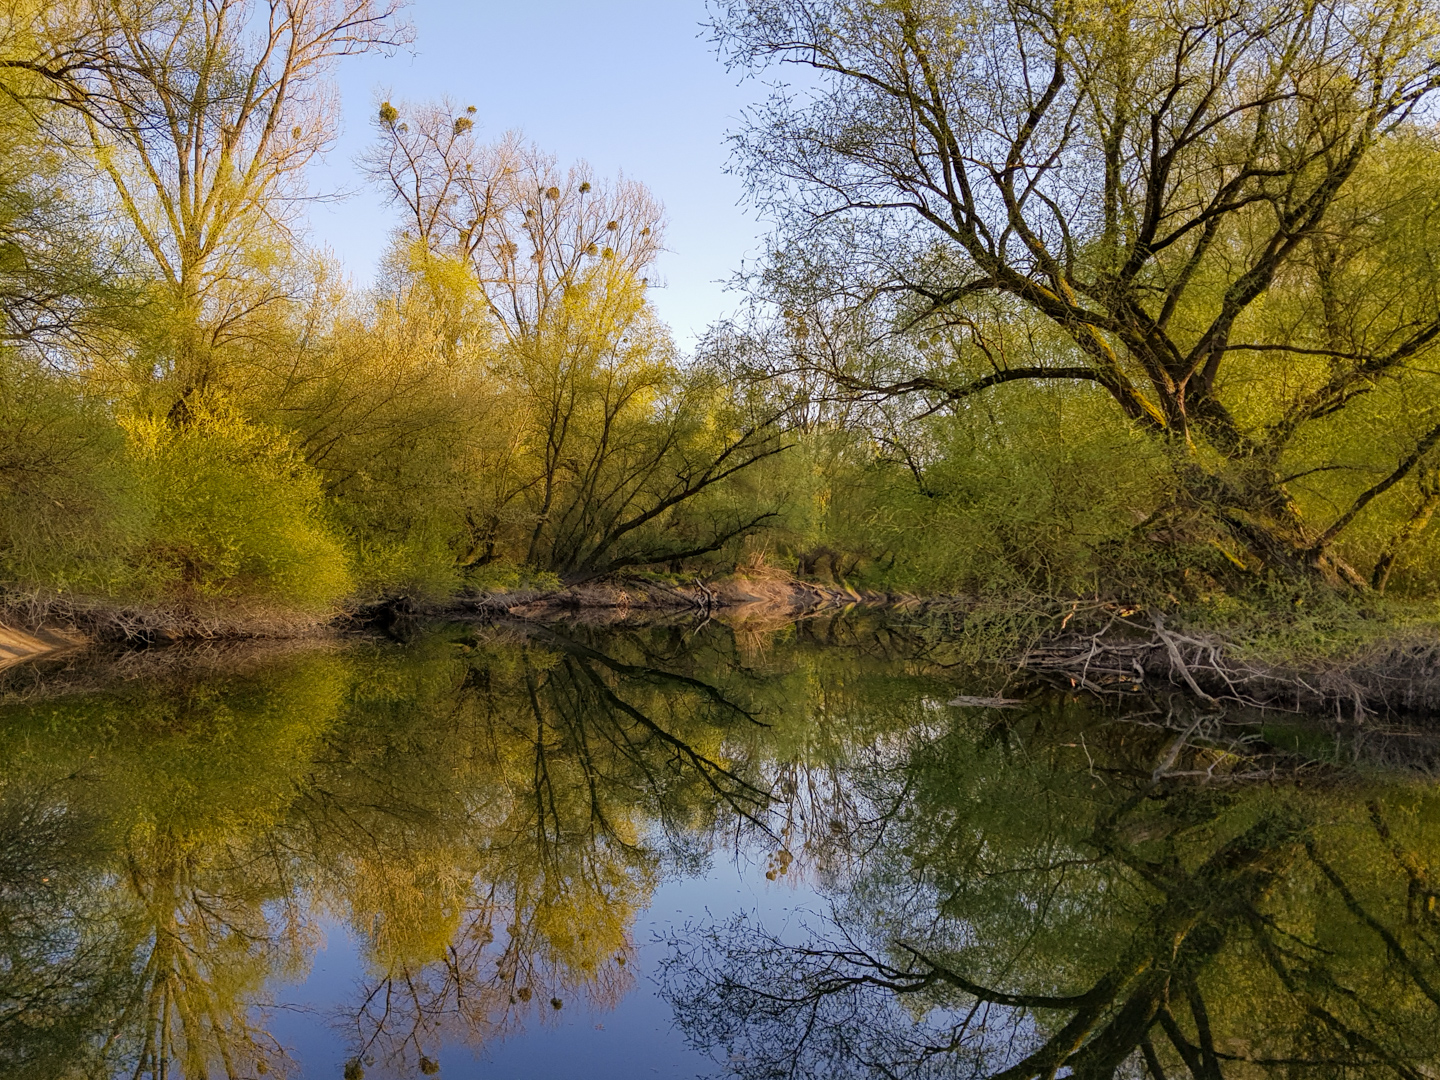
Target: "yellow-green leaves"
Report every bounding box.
[119,401,353,615]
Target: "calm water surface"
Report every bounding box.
[2,615,1439,1079]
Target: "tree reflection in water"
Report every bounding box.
[0,618,1436,1079]
[662,701,1440,1079]
[298,624,776,1069]
[0,651,344,1080]
[0,622,815,1078]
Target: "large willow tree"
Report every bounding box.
[713,0,1440,585]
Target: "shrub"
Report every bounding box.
[0,356,140,598]
[119,403,354,615]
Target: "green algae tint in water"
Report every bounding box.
[1,617,1439,1079]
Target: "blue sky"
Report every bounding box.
[306,0,768,344]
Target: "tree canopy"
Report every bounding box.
[711,0,1440,587]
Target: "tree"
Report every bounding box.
[361,112,664,346]
[712,0,1440,585]
[0,1,146,361]
[0,0,116,116]
[363,107,787,578]
[75,0,411,409]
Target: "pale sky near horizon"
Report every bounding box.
[305,0,769,345]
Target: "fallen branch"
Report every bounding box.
[1016,610,1436,720]
[1152,613,1218,704]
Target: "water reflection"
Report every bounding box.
[0,617,1436,1079]
[0,652,343,1079]
[663,700,1440,1079]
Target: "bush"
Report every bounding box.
[739,384,1168,596]
[118,403,354,615]
[0,355,140,598]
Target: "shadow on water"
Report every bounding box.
[0,612,1437,1078]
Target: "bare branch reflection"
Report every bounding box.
[663,706,1440,1079]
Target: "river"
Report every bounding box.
[1,613,1438,1079]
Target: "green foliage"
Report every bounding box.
[0,7,791,621]
[463,561,562,594]
[10,0,1440,623]
[866,387,1166,593]
[117,403,354,613]
[0,355,139,597]
[0,380,354,618]
[710,0,1440,596]
[729,380,1168,595]
[250,264,499,599]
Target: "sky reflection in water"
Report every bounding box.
[1,616,1438,1079]
[264,860,816,1078]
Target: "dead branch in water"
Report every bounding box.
[1018,611,1440,723]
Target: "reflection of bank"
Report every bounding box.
[0,622,816,1078]
[663,704,1440,1080]
[0,622,83,672]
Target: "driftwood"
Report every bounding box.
[0,623,84,671]
[1019,611,1440,722]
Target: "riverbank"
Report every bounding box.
[5,572,1440,721]
[370,579,1440,721]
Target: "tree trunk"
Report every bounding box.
[1168,455,1366,587]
